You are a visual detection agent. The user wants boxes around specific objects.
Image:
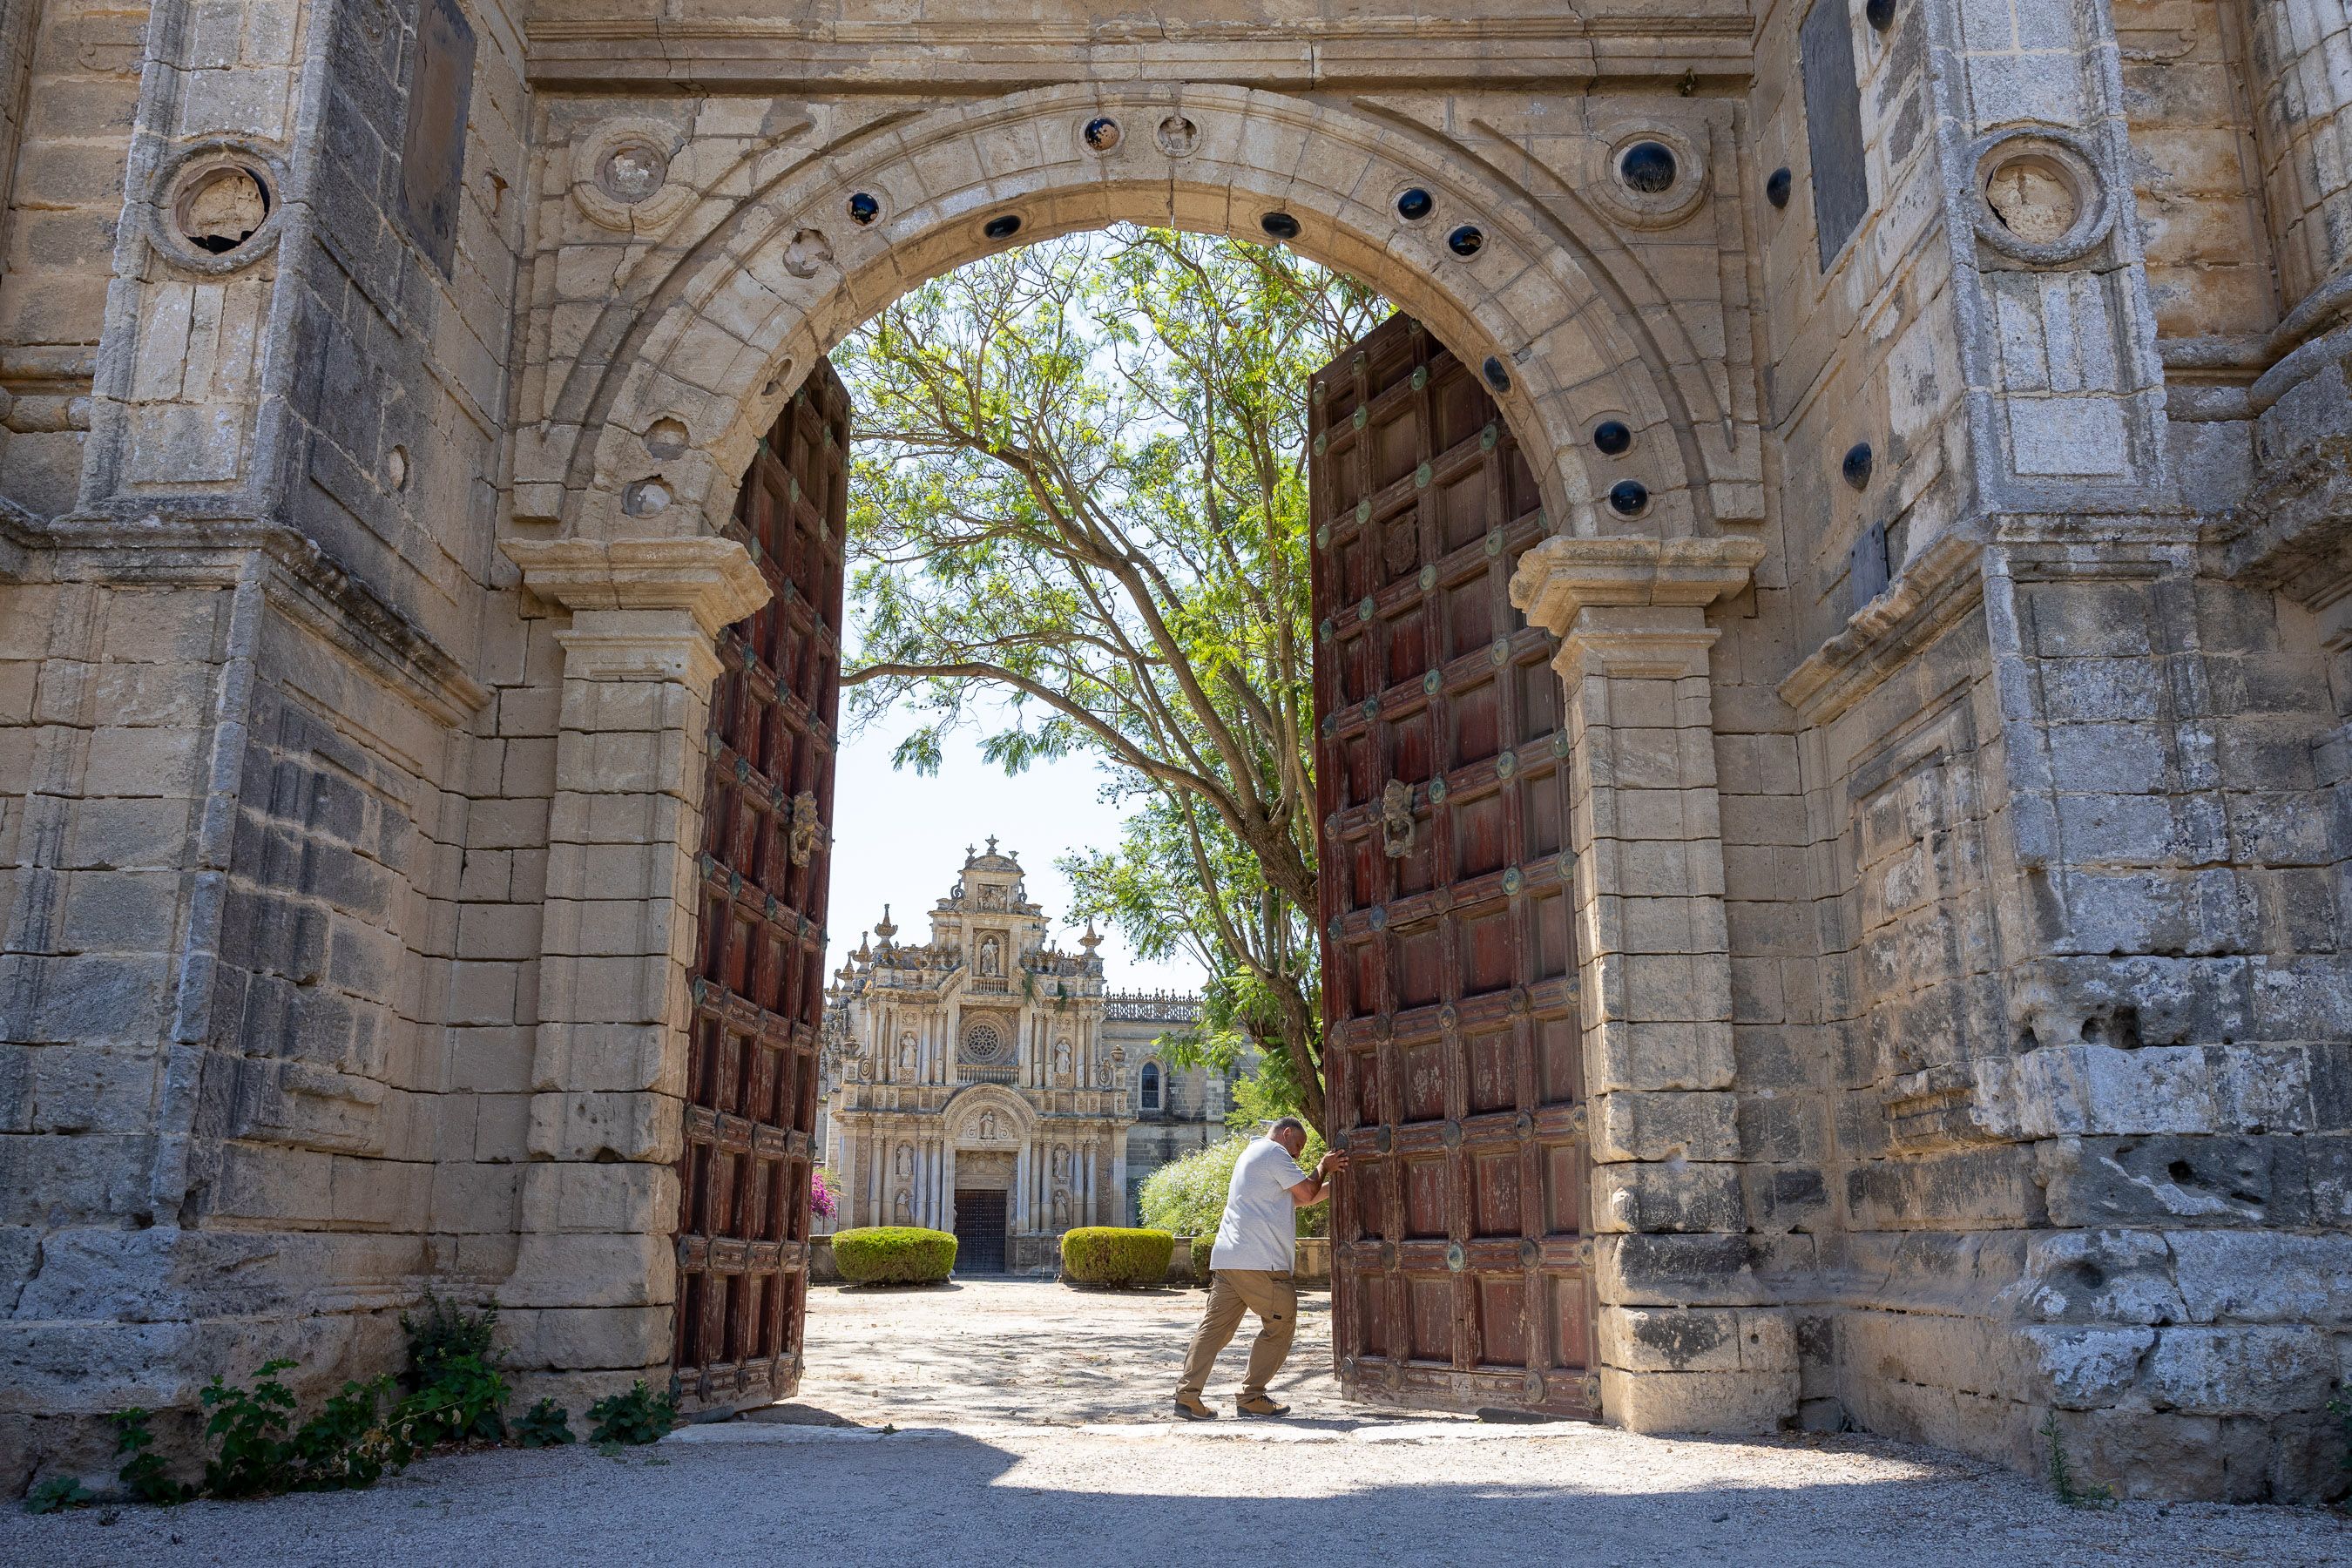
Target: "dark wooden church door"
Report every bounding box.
[1308,315,1598,1418]
[674,363,849,1413]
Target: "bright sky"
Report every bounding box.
[822,706,1211,997]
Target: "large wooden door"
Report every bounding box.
[674,363,849,1413]
[1309,315,1597,1418]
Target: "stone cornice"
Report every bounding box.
[501,536,773,636]
[1776,531,1984,726]
[1507,534,1767,636]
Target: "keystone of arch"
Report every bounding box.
[548,83,1716,547]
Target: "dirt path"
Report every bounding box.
[4,1280,2343,1566]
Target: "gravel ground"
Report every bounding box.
[5,1281,2345,1566]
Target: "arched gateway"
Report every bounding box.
[6,0,2349,1503]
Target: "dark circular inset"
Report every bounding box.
[1260,211,1301,240]
[1619,141,1679,196]
[1396,187,1434,221]
[1766,167,1793,209]
[1482,356,1512,394]
[1083,117,1121,152]
[1448,224,1485,258]
[1842,442,1875,490]
[1607,479,1650,517]
[1592,419,1632,456]
[1866,0,1896,29]
[983,213,1024,241]
[847,191,881,226]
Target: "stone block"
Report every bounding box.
[2139,1326,2335,1416]
[507,1228,677,1310]
[1592,1091,1740,1162]
[1601,1365,1796,1435]
[1600,1305,1794,1374]
[2038,1134,2306,1228]
[502,1306,673,1372]
[1594,1160,1746,1234]
[2014,1227,2187,1325]
[1588,1018,1734,1093]
[2167,1230,2352,1324]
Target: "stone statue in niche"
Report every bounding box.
[897,1032,918,1074]
[1051,1189,1070,1229]
[894,1145,913,1179]
[978,935,1000,977]
[1051,1146,1070,1182]
[977,1110,997,1141]
[894,1189,913,1222]
[1051,1037,1071,1079]
[980,883,1005,910]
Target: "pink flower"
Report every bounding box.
[809,1167,838,1220]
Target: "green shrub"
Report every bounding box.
[1061,1227,1175,1288]
[1188,1234,1213,1285]
[831,1226,957,1285]
[23,1477,92,1514]
[198,1360,417,1499]
[397,1290,508,1445]
[585,1382,677,1445]
[1139,1132,1329,1240]
[514,1399,576,1448]
[112,1409,193,1504]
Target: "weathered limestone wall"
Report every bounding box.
[4,0,2352,1508]
[0,0,545,1488]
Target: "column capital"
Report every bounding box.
[1507,534,1765,634]
[501,535,773,636]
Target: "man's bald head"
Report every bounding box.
[1268,1117,1308,1156]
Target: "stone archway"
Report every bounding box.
[500,78,1770,1427]
[523,83,1757,552]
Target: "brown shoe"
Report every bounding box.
[1173,1393,1216,1421]
[1234,1394,1291,1418]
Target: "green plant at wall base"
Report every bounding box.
[398,1291,509,1445]
[2039,1411,2113,1508]
[586,1382,678,1446]
[289,1377,413,1490]
[831,1226,958,1284]
[1061,1227,1176,1288]
[200,1357,301,1497]
[514,1399,576,1448]
[395,1353,509,1446]
[197,1360,420,1498]
[112,1409,192,1504]
[22,1477,93,1514]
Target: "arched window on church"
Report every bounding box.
[1139,1062,1161,1114]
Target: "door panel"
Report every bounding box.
[1309,314,1597,1419]
[673,362,848,1413]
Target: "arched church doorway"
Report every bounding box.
[510,82,1733,1430]
[671,311,1587,1418]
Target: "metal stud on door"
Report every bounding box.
[673,363,848,1413]
[1308,316,1597,1418]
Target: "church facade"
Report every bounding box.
[816,844,1224,1270]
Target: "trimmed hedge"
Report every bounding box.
[1188,1235,1213,1285]
[831,1227,957,1285]
[1061,1227,1175,1288]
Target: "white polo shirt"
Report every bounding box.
[1208,1136,1309,1273]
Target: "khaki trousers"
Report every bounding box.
[1177,1268,1297,1401]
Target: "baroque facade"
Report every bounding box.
[0,0,2347,1505]
[814,842,1220,1270]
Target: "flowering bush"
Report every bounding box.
[810,1166,839,1220]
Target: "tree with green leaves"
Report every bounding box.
[836,226,1386,1133]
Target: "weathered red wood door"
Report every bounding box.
[674,363,848,1412]
[1309,315,1598,1418]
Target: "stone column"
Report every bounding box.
[1511,534,1794,1435]
[496,536,771,1404]
[2244,0,2352,321]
